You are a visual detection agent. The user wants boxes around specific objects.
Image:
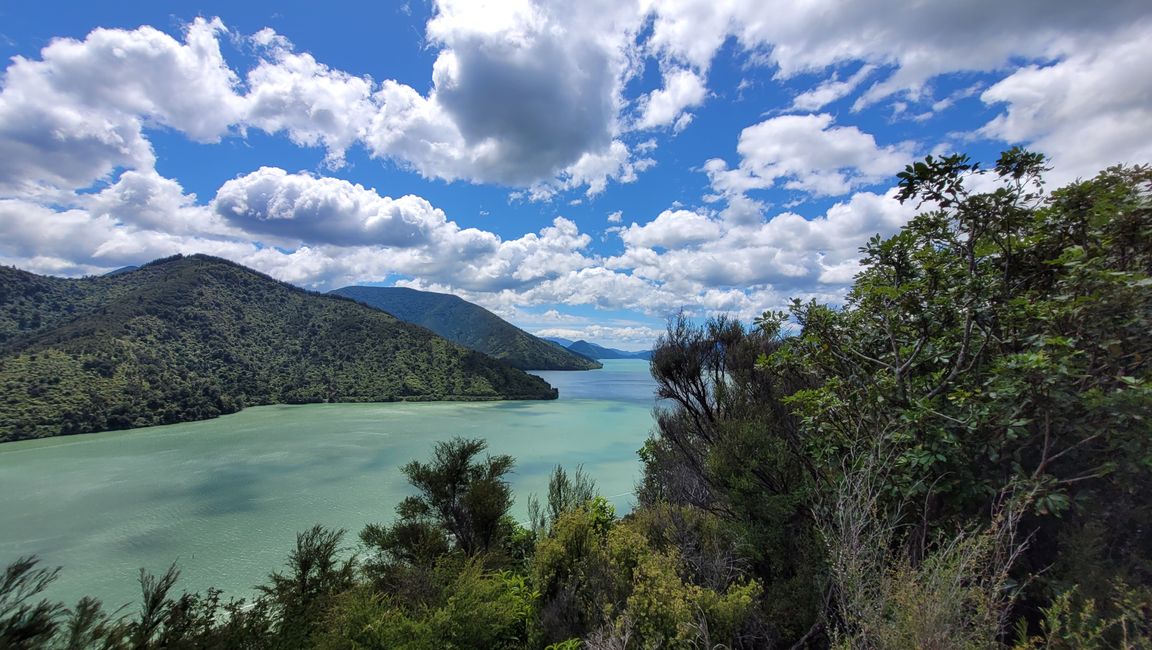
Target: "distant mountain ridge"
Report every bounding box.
[544,337,652,360]
[330,286,601,371]
[0,255,557,441]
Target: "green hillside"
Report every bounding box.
[566,339,652,360]
[330,286,601,370]
[0,255,557,441]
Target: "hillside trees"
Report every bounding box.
[0,256,560,441]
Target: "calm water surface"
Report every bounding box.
[0,359,657,607]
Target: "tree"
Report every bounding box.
[362,437,516,567]
[641,313,825,643]
[780,150,1152,639]
[260,525,355,645]
[527,464,597,538]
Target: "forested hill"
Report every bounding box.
[330,286,601,371]
[565,339,652,360]
[0,255,557,442]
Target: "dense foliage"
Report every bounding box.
[3,151,1149,648]
[0,255,557,441]
[640,150,1152,646]
[330,286,602,371]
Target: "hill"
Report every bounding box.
[0,255,557,441]
[566,339,652,360]
[329,286,600,371]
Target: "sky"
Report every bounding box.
[1,1,1150,349]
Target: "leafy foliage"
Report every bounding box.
[638,150,1152,646]
[362,437,516,563]
[527,464,598,538]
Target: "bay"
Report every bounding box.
[0,359,656,609]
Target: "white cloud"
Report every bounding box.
[610,189,914,296]
[85,170,233,236]
[619,209,721,249]
[792,64,876,111]
[979,22,1152,183]
[208,169,602,293]
[213,167,464,248]
[0,9,661,201]
[538,308,583,323]
[0,197,253,274]
[5,2,1149,338]
[534,324,662,349]
[0,18,241,196]
[4,3,1150,204]
[706,113,912,198]
[644,0,733,71]
[243,33,375,167]
[360,0,649,190]
[646,0,1152,108]
[635,67,707,130]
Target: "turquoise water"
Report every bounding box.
[0,359,657,608]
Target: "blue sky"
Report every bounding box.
[1,1,1149,348]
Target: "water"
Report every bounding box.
[0,359,657,609]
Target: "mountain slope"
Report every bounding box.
[0,255,557,441]
[330,286,600,371]
[567,340,652,360]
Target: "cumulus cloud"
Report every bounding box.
[619,209,720,249]
[0,165,917,338]
[0,8,660,200]
[635,68,707,131]
[0,197,254,276]
[538,140,657,199]
[85,170,237,237]
[0,17,241,196]
[646,0,1152,107]
[609,189,914,297]
[706,113,912,198]
[243,33,375,167]
[362,0,652,191]
[4,2,1150,203]
[213,167,466,248]
[979,22,1152,183]
[207,168,602,293]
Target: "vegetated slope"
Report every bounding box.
[0,255,557,441]
[330,286,601,370]
[566,339,652,360]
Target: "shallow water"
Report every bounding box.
[0,359,657,608]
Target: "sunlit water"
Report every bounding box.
[0,359,657,608]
